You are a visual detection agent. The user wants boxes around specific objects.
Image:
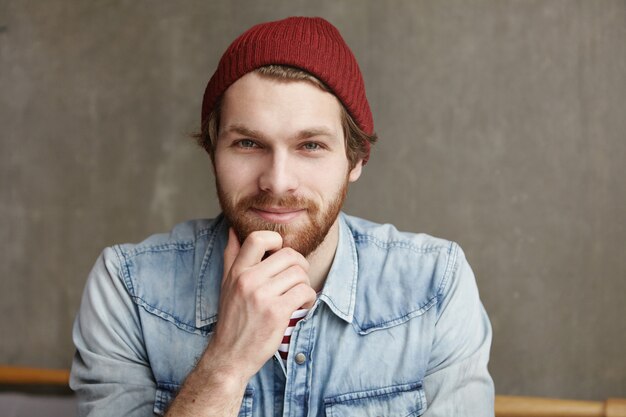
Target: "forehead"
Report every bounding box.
[219,72,343,138]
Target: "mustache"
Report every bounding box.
[238,193,318,212]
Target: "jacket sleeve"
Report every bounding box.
[70,246,158,416]
[422,244,495,416]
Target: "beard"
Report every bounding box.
[217,180,348,258]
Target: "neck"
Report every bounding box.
[305,217,341,292]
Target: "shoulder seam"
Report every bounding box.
[120,226,215,259]
[112,244,136,298]
[437,241,459,300]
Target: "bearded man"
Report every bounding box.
[71,17,494,417]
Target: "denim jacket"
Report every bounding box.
[71,213,494,416]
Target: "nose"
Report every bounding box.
[258,150,299,195]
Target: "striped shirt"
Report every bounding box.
[278,308,309,365]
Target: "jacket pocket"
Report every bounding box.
[323,382,425,417]
[153,384,254,416]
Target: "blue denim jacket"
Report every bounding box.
[71,213,494,416]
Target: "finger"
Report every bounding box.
[234,230,283,270]
[222,228,241,283]
[252,247,309,280]
[264,265,311,296]
[282,283,317,311]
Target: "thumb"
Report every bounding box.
[222,227,241,282]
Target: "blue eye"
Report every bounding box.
[303,142,321,151]
[238,139,256,148]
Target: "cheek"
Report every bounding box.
[215,158,260,198]
[215,159,240,191]
[310,167,349,196]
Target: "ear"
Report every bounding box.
[348,159,363,183]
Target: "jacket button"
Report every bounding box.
[294,352,306,364]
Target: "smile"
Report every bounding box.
[250,207,307,223]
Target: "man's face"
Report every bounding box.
[214,72,362,257]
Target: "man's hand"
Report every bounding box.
[166,228,316,416]
[206,228,316,380]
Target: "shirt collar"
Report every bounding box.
[195,212,359,329]
[317,213,358,324]
[195,215,228,329]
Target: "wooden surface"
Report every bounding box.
[0,366,70,386]
[495,395,626,417]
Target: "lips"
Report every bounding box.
[250,207,306,223]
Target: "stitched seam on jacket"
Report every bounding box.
[196,224,220,322]
[437,241,459,301]
[114,244,136,297]
[121,224,215,259]
[323,381,422,404]
[129,294,210,335]
[353,234,448,253]
[353,297,438,334]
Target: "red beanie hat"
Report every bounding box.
[201,16,374,162]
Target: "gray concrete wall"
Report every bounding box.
[1,0,624,400]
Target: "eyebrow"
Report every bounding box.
[220,123,337,141]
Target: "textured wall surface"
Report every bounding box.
[1,0,625,400]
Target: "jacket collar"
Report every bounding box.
[195,212,359,329]
[195,215,228,329]
[317,213,358,323]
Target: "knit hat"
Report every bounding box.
[201,16,374,162]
